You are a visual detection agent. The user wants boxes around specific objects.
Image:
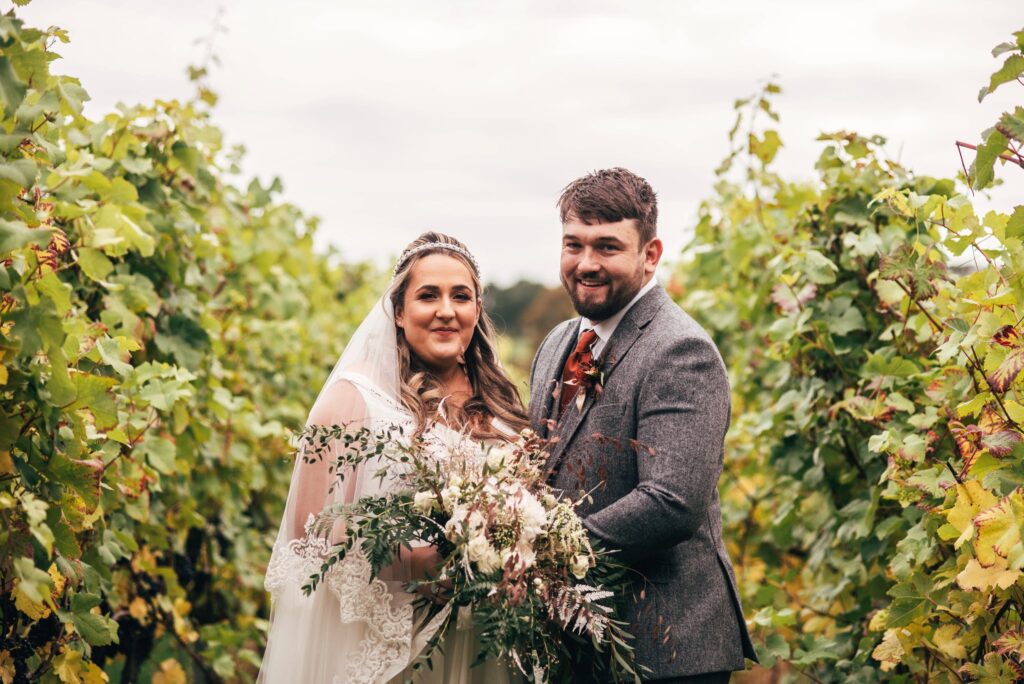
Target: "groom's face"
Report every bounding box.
[560,217,661,322]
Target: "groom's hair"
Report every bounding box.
[557,167,657,245]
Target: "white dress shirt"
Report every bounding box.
[578,277,658,359]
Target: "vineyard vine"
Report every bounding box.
[0,8,379,683]
[672,28,1024,683]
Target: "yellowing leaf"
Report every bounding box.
[946,480,998,548]
[872,628,906,672]
[14,582,50,619]
[1006,400,1024,425]
[48,563,66,596]
[974,489,1024,570]
[932,624,968,660]
[957,558,1021,591]
[129,596,148,620]
[53,648,108,684]
[152,659,186,684]
[988,347,1024,393]
[0,649,14,684]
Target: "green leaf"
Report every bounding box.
[801,250,838,285]
[0,159,37,188]
[999,107,1024,143]
[1008,205,1024,238]
[0,56,27,114]
[749,130,782,165]
[76,247,114,281]
[12,557,52,604]
[143,436,176,475]
[886,574,935,627]
[823,298,866,336]
[864,352,919,378]
[972,128,1009,190]
[55,78,89,116]
[979,54,1024,102]
[108,177,138,204]
[36,272,72,316]
[96,336,132,377]
[67,372,119,429]
[0,218,51,254]
[70,592,102,612]
[71,610,118,646]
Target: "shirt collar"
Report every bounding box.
[581,277,658,344]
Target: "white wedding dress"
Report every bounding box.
[258,292,522,684]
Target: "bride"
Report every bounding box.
[257,233,530,684]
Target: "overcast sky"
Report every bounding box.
[16,0,1024,286]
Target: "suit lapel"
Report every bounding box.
[544,286,668,479]
[535,320,581,438]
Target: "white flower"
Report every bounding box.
[486,445,514,472]
[571,554,592,580]
[412,490,437,515]
[466,510,487,533]
[440,485,462,507]
[445,505,469,541]
[515,542,537,570]
[468,535,502,573]
[448,474,464,489]
[515,489,548,542]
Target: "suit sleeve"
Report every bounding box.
[529,325,560,392]
[582,334,731,565]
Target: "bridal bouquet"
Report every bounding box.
[297,423,643,683]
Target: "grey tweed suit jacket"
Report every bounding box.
[528,285,757,679]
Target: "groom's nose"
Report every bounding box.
[577,247,601,274]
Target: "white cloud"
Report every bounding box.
[17,0,1024,285]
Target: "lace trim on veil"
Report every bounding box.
[264,374,426,684]
[265,512,423,684]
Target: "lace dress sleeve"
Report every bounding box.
[259,380,447,684]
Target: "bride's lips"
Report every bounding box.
[431,327,459,336]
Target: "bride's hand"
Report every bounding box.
[400,546,452,604]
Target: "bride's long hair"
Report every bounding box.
[390,232,528,439]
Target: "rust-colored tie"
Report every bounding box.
[558,329,598,416]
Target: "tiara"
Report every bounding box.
[392,242,481,278]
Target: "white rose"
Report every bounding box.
[413,490,436,515]
[468,536,503,573]
[479,546,503,573]
[448,474,464,488]
[440,485,462,507]
[486,445,514,472]
[571,554,591,580]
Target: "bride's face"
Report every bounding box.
[395,253,480,372]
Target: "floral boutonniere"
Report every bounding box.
[571,358,606,413]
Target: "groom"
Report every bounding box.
[528,168,757,683]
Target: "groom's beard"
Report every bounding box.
[562,270,643,322]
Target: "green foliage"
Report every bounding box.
[672,74,1024,680]
[970,28,1024,191]
[0,9,379,682]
